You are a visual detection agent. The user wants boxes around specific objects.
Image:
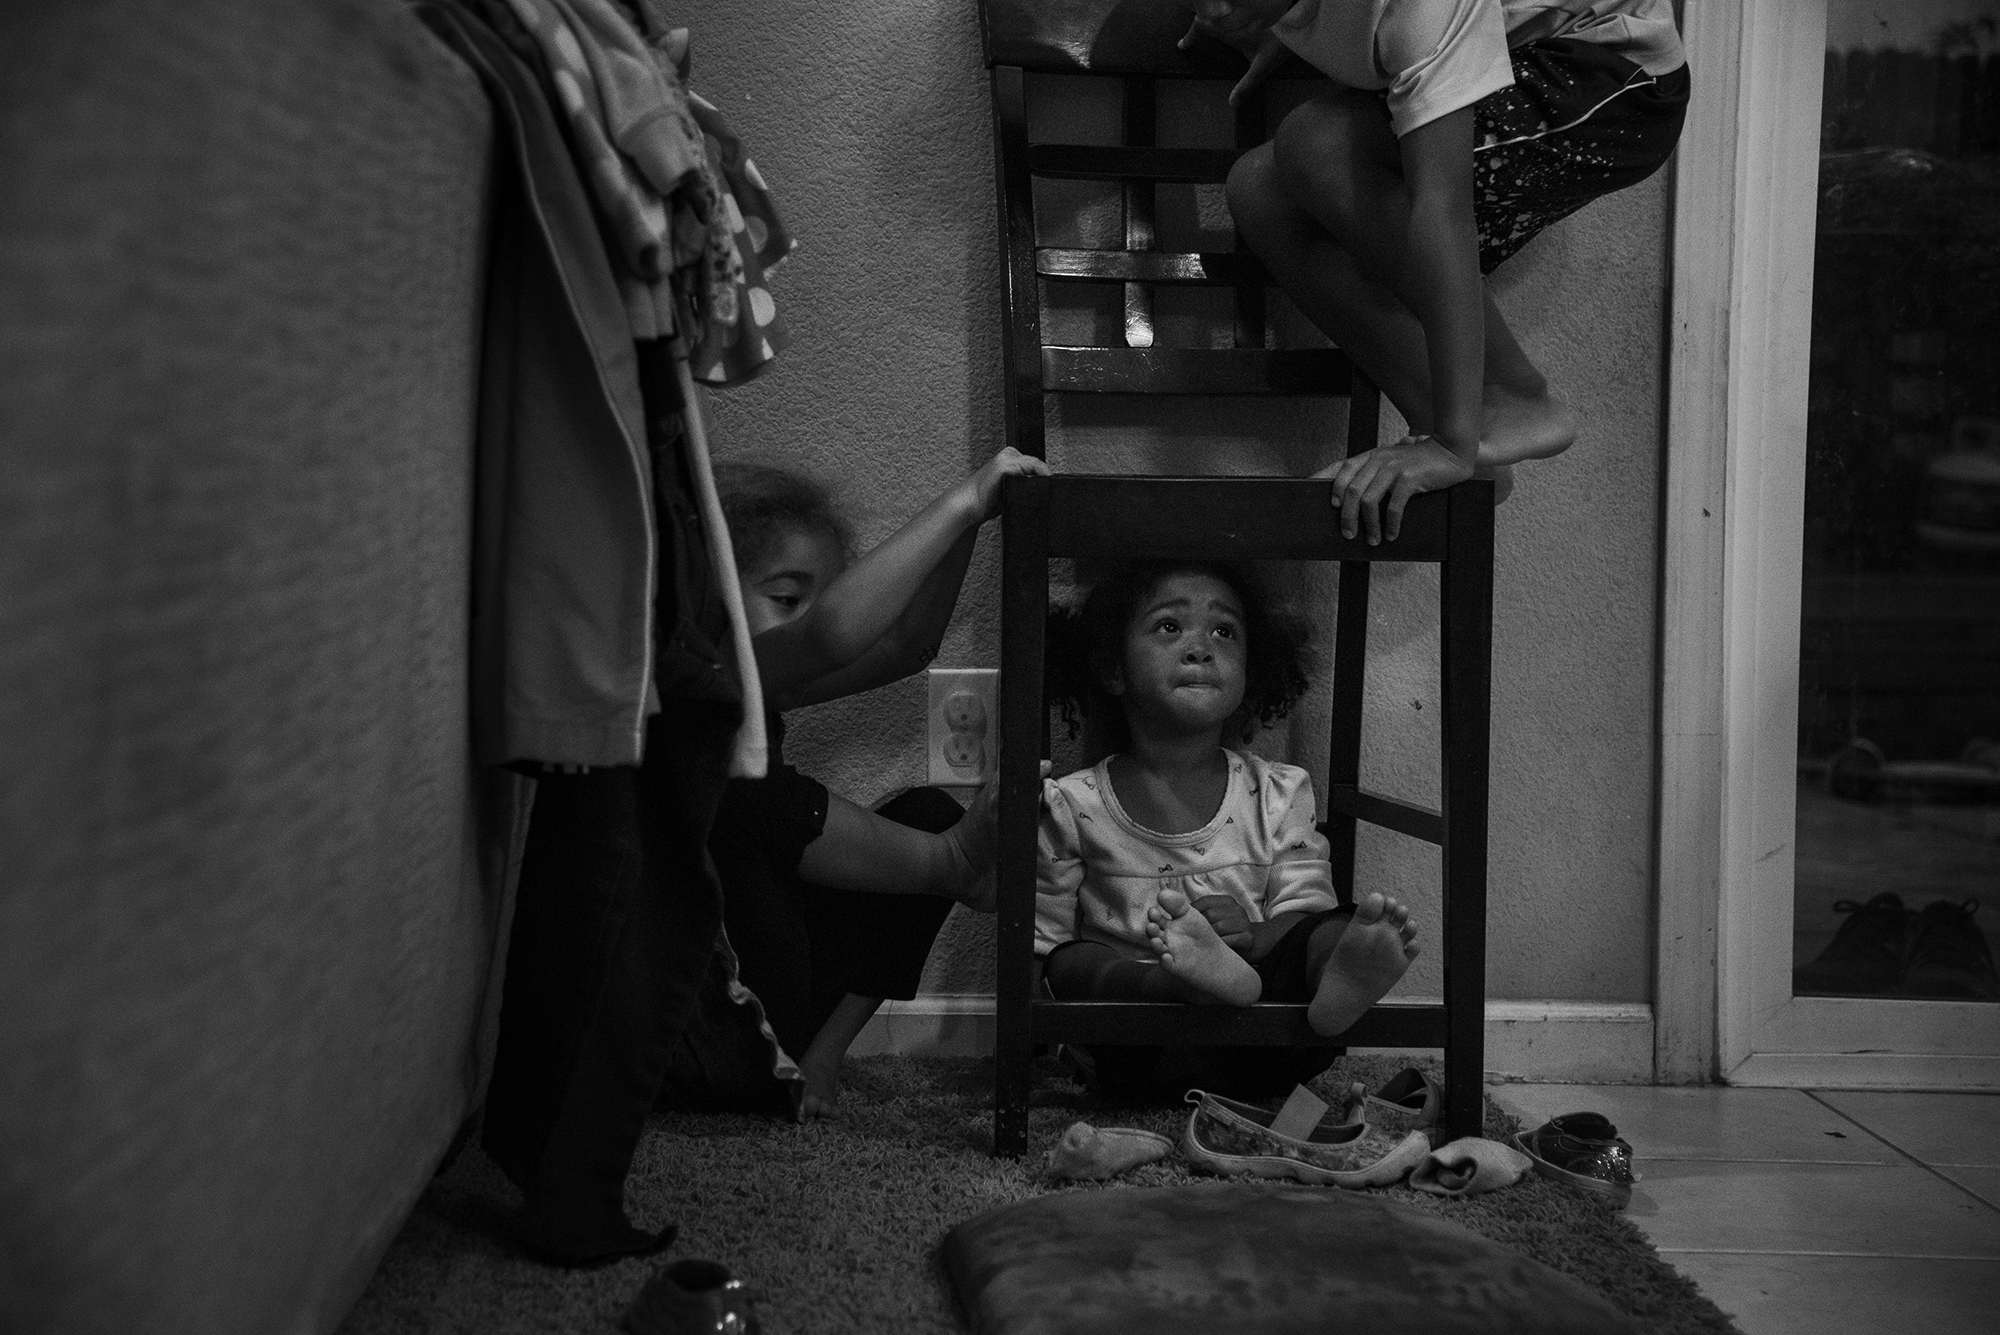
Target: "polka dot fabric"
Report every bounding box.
[497,0,793,384]
[1468,37,1688,274]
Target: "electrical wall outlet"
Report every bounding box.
[927,667,998,787]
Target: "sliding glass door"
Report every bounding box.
[1691,0,2000,1087]
[1790,2,2000,1008]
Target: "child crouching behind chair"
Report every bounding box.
[1037,560,1419,1096]
[692,448,1044,1118]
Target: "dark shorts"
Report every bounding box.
[1249,905,1353,1002]
[1471,38,1690,272]
[1060,905,1354,1101]
[703,773,962,1059]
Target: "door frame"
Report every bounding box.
[1657,0,2000,1088]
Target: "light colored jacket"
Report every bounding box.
[433,1,739,768]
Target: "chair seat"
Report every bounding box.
[1031,474,1449,561]
[1031,1000,1446,1048]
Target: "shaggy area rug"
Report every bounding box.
[341,1054,1738,1335]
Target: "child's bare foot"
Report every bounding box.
[941,778,998,912]
[797,993,884,1120]
[1473,462,1516,505]
[798,1051,842,1119]
[1309,891,1420,1036]
[1145,886,1262,1006]
[1479,383,1576,465]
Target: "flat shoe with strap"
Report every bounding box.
[1181,1088,1429,1189]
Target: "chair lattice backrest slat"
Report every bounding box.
[1041,347,1351,397]
[1035,246,1267,286]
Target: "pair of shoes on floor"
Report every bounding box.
[1903,898,2000,998]
[623,1258,760,1335]
[1794,893,1999,999]
[1181,1086,1430,1188]
[1509,1112,1639,1208]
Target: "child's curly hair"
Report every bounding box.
[1048,560,1313,750]
[714,460,854,571]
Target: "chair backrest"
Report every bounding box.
[979,0,1374,461]
[982,0,1261,76]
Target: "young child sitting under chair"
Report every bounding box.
[1037,559,1419,1097]
[1188,0,1689,543]
[700,447,1046,1118]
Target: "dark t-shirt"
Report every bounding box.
[709,713,829,876]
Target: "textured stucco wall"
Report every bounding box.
[683,1,1663,1004]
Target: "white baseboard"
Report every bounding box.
[851,995,1656,1084]
[1470,1000,1656,1084]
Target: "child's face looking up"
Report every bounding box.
[1108,571,1248,738]
[738,525,845,637]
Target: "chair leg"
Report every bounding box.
[1326,561,1371,902]
[994,1025,1031,1158]
[1326,375,1380,902]
[993,474,1050,1157]
[1439,482,1496,1142]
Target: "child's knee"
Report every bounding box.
[873,784,964,834]
[1224,142,1284,231]
[1271,97,1375,220]
[1043,942,1102,999]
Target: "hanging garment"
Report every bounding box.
[480,0,795,777]
[481,694,750,1262]
[421,1,794,1265]
[496,0,794,384]
[423,0,738,770]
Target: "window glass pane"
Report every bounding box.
[1793,1,2000,1003]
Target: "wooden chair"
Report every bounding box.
[980,0,1494,1157]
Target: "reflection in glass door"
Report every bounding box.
[1792,1,2000,1004]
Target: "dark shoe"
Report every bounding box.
[1509,1112,1638,1208]
[1899,898,2000,999]
[624,1258,761,1335]
[1793,892,1910,995]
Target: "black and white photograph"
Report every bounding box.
[3,2,1996,1332]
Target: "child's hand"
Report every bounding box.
[1323,435,1475,545]
[1179,3,1290,104]
[1183,0,1292,45]
[1190,895,1254,955]
[967,446,1051,522]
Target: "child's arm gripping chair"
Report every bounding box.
[979,0,1495,1157]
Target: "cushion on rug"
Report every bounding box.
[943,1181,1636,1335]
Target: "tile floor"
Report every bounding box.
[1491,1084,2000,1335]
